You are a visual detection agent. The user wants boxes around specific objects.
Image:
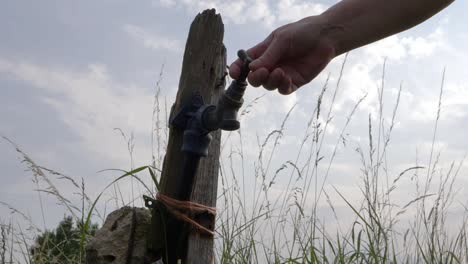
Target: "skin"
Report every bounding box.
[229,0,455,95]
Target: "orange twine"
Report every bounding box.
[156,193,217,237]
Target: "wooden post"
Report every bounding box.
[158,9,225,263]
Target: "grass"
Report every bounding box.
[213,60,467,263]
[1,60,467,263]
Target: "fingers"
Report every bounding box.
[264,68,285,91]
[229,40,269,80]
[248,68,269,87]
[248,67,296,95]
[228,61,242,80]
[278,82,297,95]
[228,33,298,95]
[277,74,295,95]
[249,37,283,71]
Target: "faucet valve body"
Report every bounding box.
[202,49,252,131]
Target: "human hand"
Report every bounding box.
[229,16,338,95]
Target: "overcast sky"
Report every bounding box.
[1,0,467,234]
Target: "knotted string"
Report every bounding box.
[156,193,216,236]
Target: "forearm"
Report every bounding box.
[320,0,454,55]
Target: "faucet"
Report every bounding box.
[201,49,253,131]
[170,49,252,158]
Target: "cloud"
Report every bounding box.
[275,0,326,23]
[153,0,326,27]
[157,0,176,7]
[319,22,450,125]
[0,58,155,165]
[123,24,181,52]
[402,27,445,59]
[363,26,446,65]
[443,82,468,117]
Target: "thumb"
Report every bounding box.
[250,38,283,71]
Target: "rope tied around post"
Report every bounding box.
[156,193,217,237]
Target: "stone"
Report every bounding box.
[86,207,157,264]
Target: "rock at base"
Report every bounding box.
[86,207,158,264]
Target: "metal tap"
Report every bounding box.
[202,49,252,131]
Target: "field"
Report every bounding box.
[1,60,467,264]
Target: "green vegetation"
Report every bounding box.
[31,217,98,264]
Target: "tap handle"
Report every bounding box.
[237,50,252,82]
[237,49,252,63]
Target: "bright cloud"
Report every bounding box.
[275,0,326,23]
[154,0,326,27]
[322,22,450,125]
[123,24,181,52]
[402,27,445,59]
[363,26,446,65]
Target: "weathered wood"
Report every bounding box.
[158,9,225,263]
[186,34,225,261]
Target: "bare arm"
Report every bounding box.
[323,0,455,55]
[230,0,455,94]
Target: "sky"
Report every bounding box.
[1,0,468,239]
